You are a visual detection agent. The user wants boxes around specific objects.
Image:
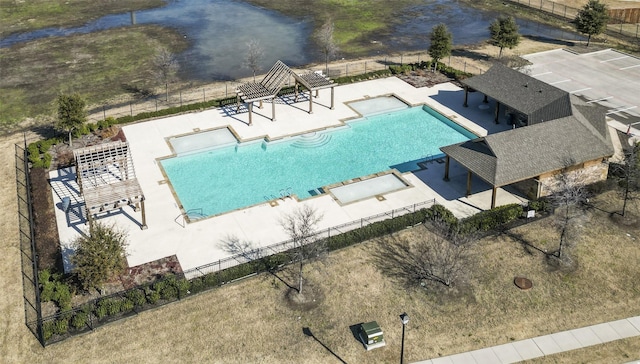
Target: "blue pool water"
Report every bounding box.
[160,106,475,217]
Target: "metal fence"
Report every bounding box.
[508,0,640,41]
[85,52,487,124]
[15,141,45,346]
[31,197,435,345]
[183,198,436,278]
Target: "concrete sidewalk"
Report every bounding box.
[413,315,640,364]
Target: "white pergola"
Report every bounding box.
[73,141,147,229]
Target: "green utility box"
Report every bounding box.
[358,321,386,350]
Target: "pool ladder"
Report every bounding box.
[174,208,205,228]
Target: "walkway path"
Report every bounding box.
[413,315,640,363]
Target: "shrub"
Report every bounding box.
[528,198,550,212]
[458,203,523,234]
[43,320,56,341]
[70,311,88,330]
[95,298,122,319]
[55,318,69,335]
[125,288,146,307]
[39,270,73,310]
[145,287,160,304]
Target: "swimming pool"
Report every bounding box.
[160,105,475,218]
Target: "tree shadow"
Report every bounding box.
[302,327,348,364]
[499,228,549,257]
[120,83,154,99]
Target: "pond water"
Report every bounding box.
[0,0,583,81]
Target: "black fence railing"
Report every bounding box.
[182,199,436,279]
[31,197,436,345]
[15,141,45,346]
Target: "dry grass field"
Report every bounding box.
[1,129,639,363]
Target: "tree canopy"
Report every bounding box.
[428,23,453,71]
[71,222,129,291]
[574,0,609,46]
[488,16,521,58]
[56,93,87,146]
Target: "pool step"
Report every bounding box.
[291,132,332,148]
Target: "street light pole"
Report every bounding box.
[400,312,409,364]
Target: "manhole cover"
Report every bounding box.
[514,277,533,290]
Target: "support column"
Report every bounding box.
[140,199,148,230]
[308,90,313,114]
[463,86,469,107]
[248,102,253,126]
[491,187,497,209]
[466,170,472,197]
[494,101,501,123]
[271,98,276,121]
[294,83,299,102]
[444,156,450,181]
[330,87,335,110]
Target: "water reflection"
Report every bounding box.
[1,0,583,80]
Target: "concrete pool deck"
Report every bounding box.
[50,77,528,275]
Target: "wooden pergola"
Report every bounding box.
[236,60,335,125]
[73,141,147,229]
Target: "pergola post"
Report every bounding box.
[271,98,276,121]
[466,170,472,197]
[444,156,450,181]
[308,90,313,114]
[330,86,335,110]
[494,101,501,123]
[140,199,148,230]
[248,102,253,125]
[463,86,469,107]
[491,186,497,209]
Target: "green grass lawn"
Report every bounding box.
[0,25,187,132]
[0,0,166,37]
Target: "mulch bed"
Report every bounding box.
[396,69,453,88]
[119,255,184,290]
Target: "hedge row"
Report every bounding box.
[389,60,473,81]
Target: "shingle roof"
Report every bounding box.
[440,96,614,186]
[462,63,572,124]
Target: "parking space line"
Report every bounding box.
[550,79,571,85]
[620,64,640,70]
[607,106,637,115]
[570,88,592,94]
[600,56,629,63]
[587,96,613,103]
[532,72,552,77]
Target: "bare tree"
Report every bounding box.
[315,19,339,75]
[152,47,179,101]
[244,39,265,82]
[280,205,324,295]
[374,219,476,289]
[546,161,590,262]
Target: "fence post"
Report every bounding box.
[225,82,228,97]
[130,102,133,116]
[203,88,206,102]
[364,61,367,74]
[464,61,467,73]
[551,2,554,14]
[102,106,106,121]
